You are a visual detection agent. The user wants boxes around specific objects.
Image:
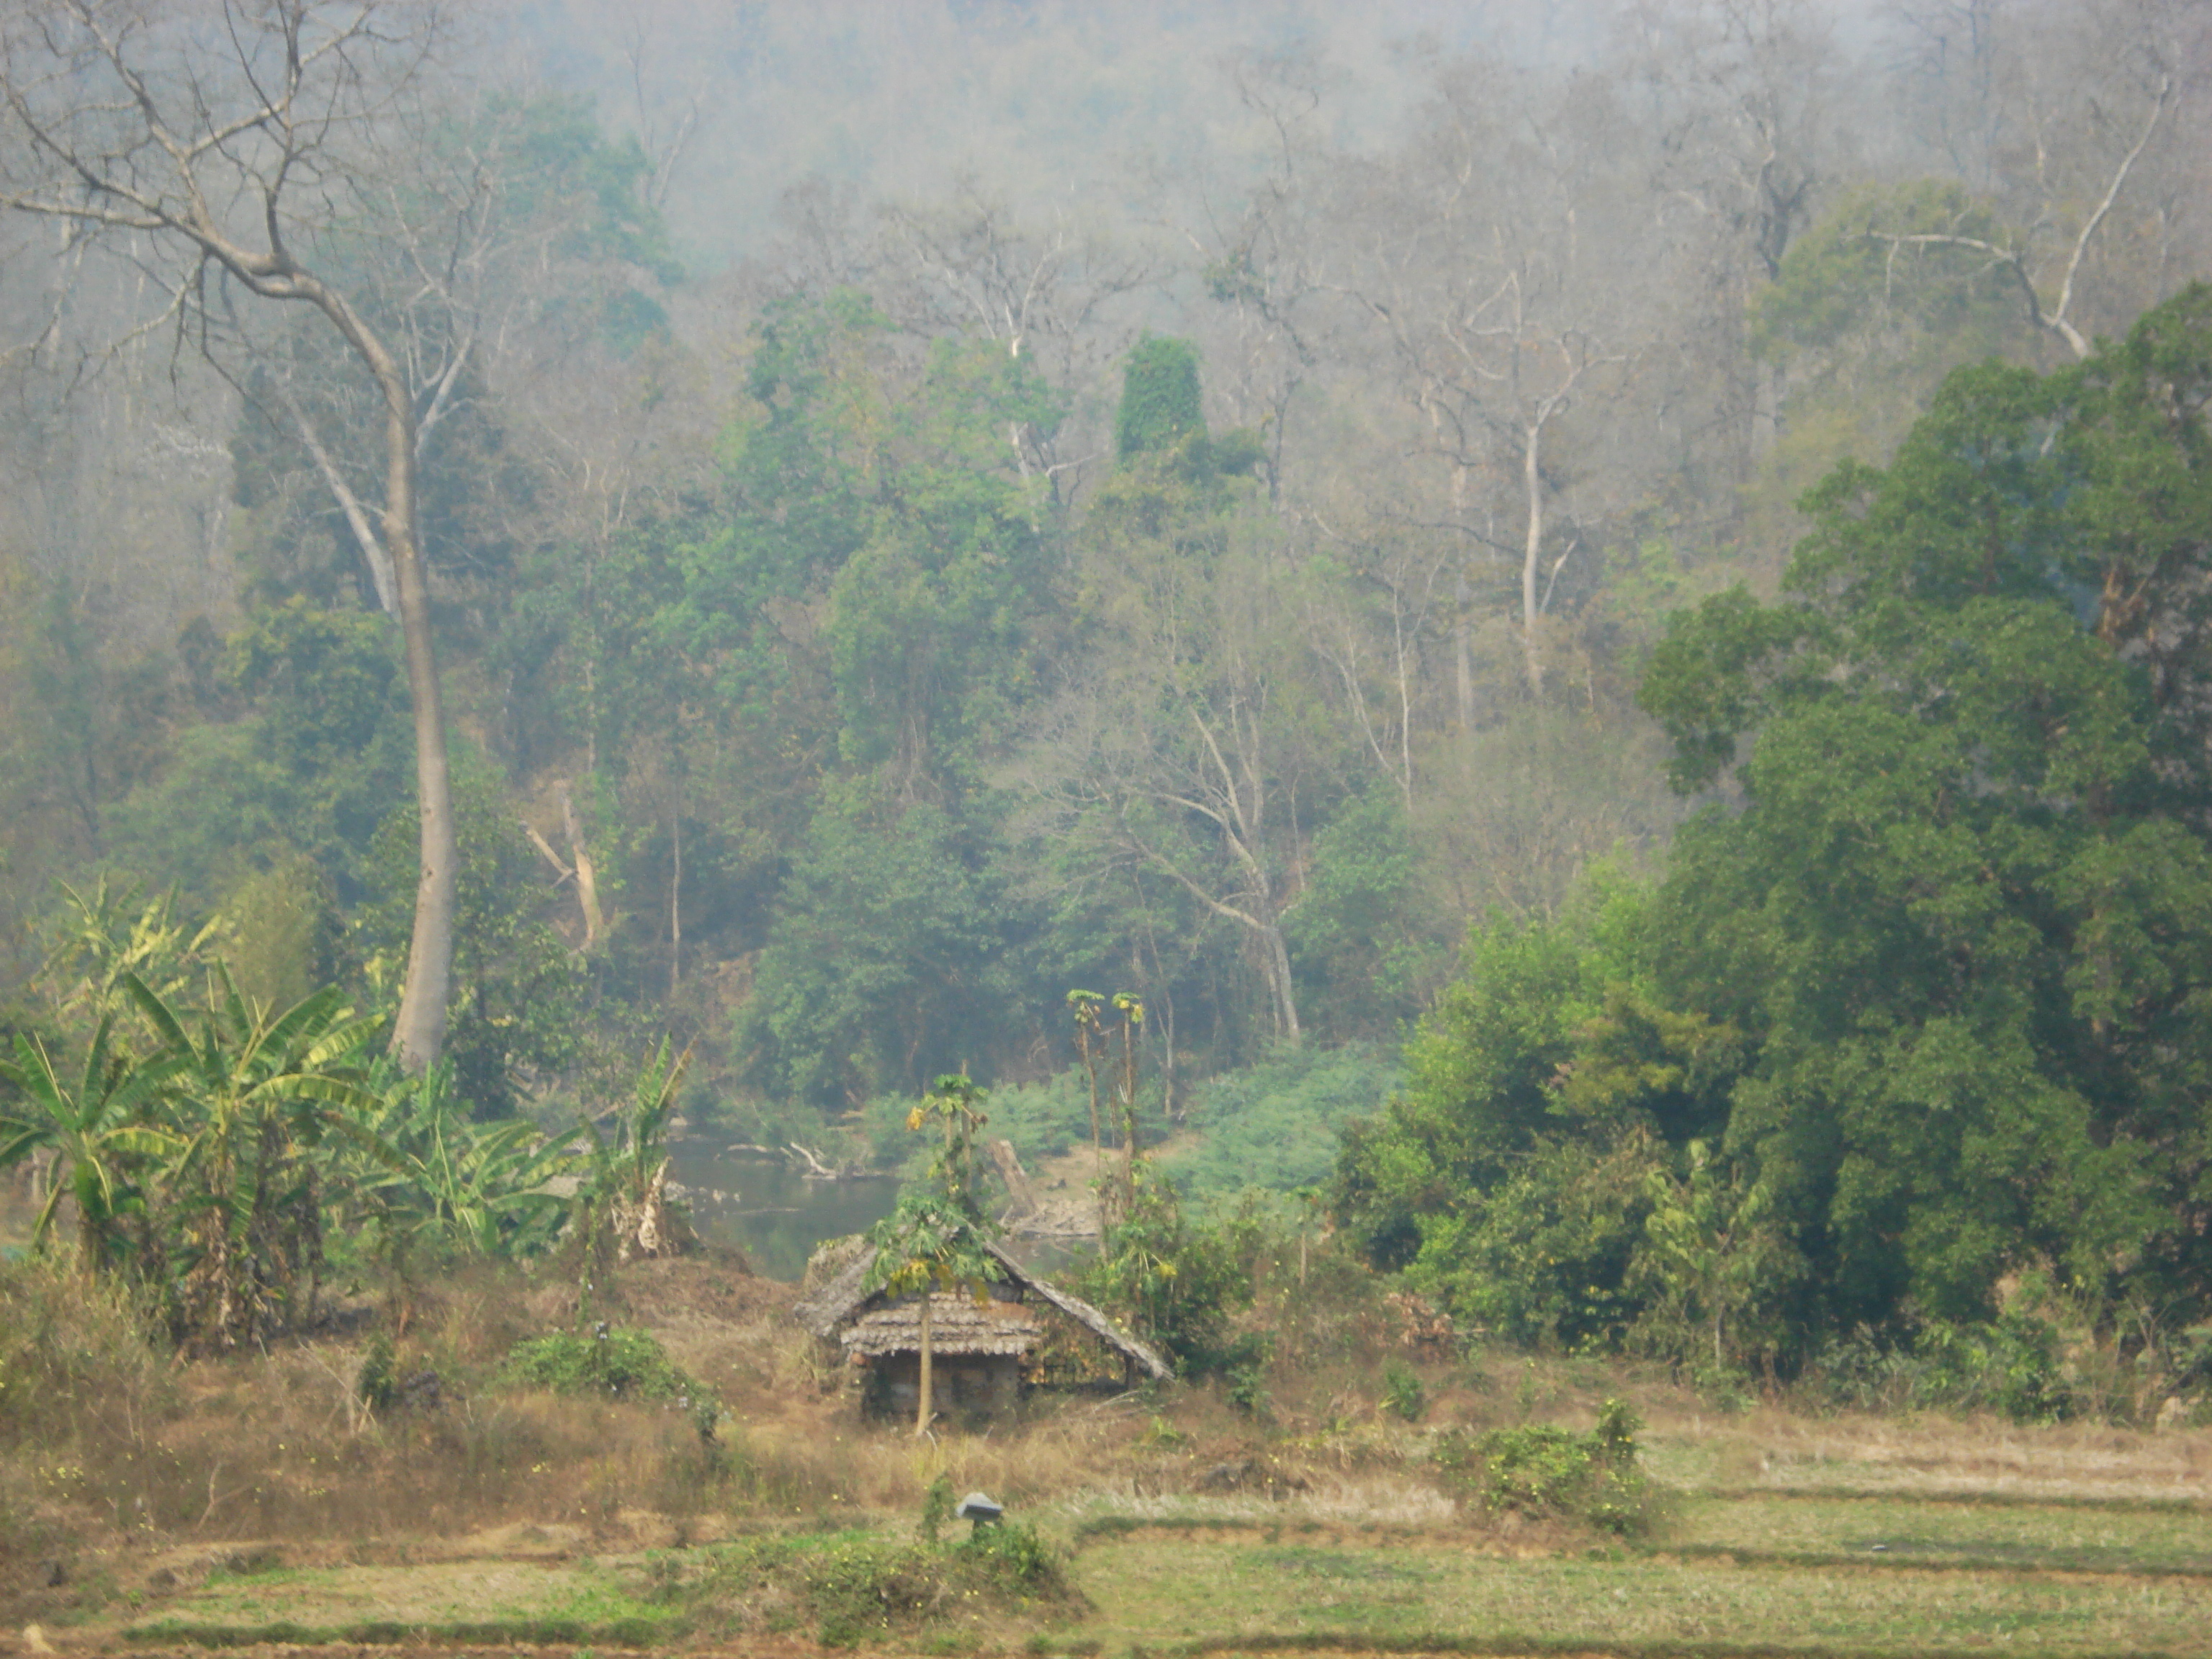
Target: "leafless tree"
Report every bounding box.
[1867,73,2172,359]
[0,0,472,1070]
[1172,49,1352,505]
[1339,61,1649,697]
[878,182,1155,501]
[1877,0,2200,359]
[1013,516,1318,1046]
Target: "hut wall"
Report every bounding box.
[864,1352,1023,1420]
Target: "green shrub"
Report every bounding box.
[500,1326,706,1415]
[950,1521,1061,1601]
[1809,1311,2077,1422]
[1074,1164,1254,1376]
[356,1330,398,1416]
[1171,1045,1401,1206]
[801,1536,945,1647]
[1381,1358,1426,1422]
[917,1475,955,1543]
[1223,1339,1272,1418]
[1435,1398,1652,1537]
[1404,1136,1660,1351]
[727,1521,1071,1647]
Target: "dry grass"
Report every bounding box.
[1639,1401,2212,1503]
[9,1246,2212,1656]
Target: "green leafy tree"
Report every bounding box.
[1285,788,1449,1040]
[1115,334,1205,460]
[739,783,1012,1106]
[1628,1141,1796,1377]
[1639,285,2212,1335]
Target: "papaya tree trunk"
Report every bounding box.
[914,1292,935,1438]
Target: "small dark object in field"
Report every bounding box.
[38,1559,66,1587]
[399,1368,443,1409]
[956,1491,1004,1532]
[145,1568,177,1591]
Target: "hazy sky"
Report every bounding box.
[513,0,1635,270]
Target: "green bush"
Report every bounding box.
[500,1326,706,1413]
[917,1474,956,1543]
[356,1330,398,1415]
[1810,1312,2075,1422]
[1435,1398,1653,1537]
[984,1071,1130,1169]
[1405,1136,1659,1351]
[1073,1164,1254,1375]
[1381,1358,1426,1422]
[949,1521,1062,1602]
[1170,1046,1401,1207]
[709,1520,1071,1648]
[1223,1336,1273,1417]
[801,1535,945,1647]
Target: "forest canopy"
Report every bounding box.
[0,0,2207,1375]
[1338,287,2212,1367]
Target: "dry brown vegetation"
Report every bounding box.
[5,1246,2211,1656]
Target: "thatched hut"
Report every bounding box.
[793,1238,1171,1420]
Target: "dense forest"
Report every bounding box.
[1,0,2208,1384]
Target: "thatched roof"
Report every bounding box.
[790,1236,1172,1381]
[844,1292,1040,1359]
[791,1244,876,1341]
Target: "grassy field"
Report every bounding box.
[7,1254,2212,1658]
[71,1436,2212,1658]
[1064,1527,2212,1656]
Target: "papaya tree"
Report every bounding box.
[862,1074,999,1437]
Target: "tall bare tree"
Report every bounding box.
[0,0,464,1070]
[1878,0,2198,359]
[1340,60,1648,697]
[1017,505,1319,1046]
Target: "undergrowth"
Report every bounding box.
[1434,1398,1654,1537]
[685,1521,1076,1647]
[501,1325,706,1400]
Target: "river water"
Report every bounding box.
[662,1136,1096,1282]
[665,1137,902,1281]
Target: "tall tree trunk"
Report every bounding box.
[374,357,459,1074]
[914,1293,935,1438]
[1521,422,1545,697]
[668,809,682,997]
[1261,919,1302,1044]
[557,781,605,949]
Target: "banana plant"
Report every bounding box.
[125,968,382,1348]
[0,1015,180,1274]
[40,878,220,1031]
[329,1064,573,1330]
[572,1039,689,1268]
[353,1066,575,1260]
